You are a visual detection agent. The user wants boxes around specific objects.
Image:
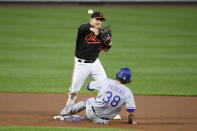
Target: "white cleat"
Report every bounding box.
[113,114,121,120]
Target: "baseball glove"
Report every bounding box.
[98,26,112,47]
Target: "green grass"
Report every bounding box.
[0,126,133,131]
[0,7,197,95]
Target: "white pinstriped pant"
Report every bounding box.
[68,57,107,94]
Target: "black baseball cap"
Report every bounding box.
[91,12,106,21]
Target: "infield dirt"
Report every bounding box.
[0,93,197,131]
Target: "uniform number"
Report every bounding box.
[103,91,121,107]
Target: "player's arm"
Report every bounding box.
[127,110,136,124]
[79,24,99,36]
[86,78,107,91]
[126,92,137,124]
[86,82,94,91]
[78,24,92,35]
[90,27,99,36]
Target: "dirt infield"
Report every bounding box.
[0,93,197,131]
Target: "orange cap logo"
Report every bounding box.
[99,13,103,17]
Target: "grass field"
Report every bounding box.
[0,7,197,96]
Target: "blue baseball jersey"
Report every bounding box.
[87,78,136,119]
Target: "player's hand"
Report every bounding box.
[90,27,99,36]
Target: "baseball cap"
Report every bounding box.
[91,12,106,21]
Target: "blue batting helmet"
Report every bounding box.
[116,68,132,83]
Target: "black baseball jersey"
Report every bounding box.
[75,23,104,62]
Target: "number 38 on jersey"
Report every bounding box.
[103,91,121,107]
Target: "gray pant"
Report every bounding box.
[86,97,109,124]
[67,97,109,124]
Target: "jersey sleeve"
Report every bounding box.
[78,24,92,35]
[125,91,136,114]
[87,78,107,91]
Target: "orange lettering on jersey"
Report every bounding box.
[85,33,103,44]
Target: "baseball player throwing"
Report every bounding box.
[64,11,112,107]
[60,68,137,124]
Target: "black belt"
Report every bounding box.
[78,59,94,63]
[91,106,109,120]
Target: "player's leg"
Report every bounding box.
[66,58,91,105]
[60,103,75,116]
[90,58,107,81]
[85,98,109,124]
[60,100,86,116]
[91,117,109,124]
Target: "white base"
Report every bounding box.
[53,115,81,121]
[113,114,121,120]
[53,115,68,120]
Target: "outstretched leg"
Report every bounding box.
[66,58,91,105]
[60,100,86,116]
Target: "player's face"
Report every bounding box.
[90,18,103,29]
